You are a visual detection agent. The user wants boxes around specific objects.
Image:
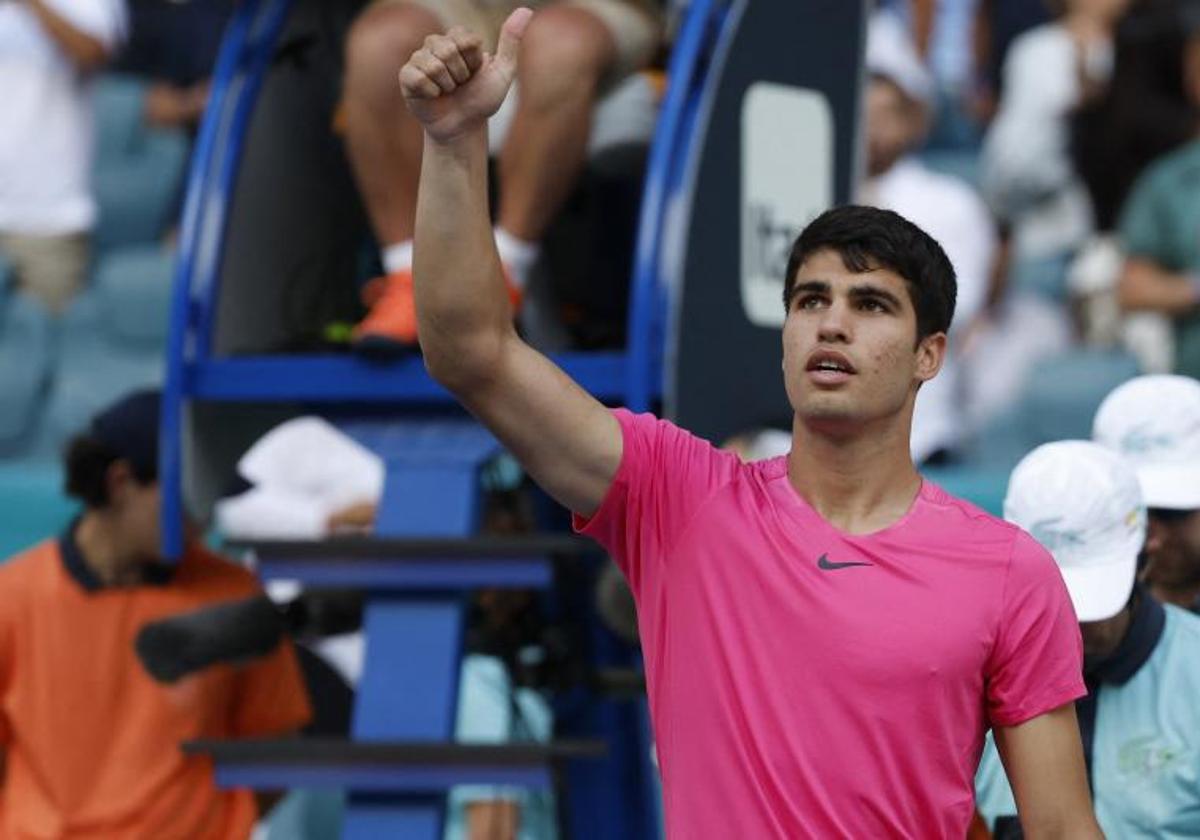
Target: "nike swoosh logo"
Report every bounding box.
[817,553,873,571]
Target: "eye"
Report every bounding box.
[857,297,889,313]
[794,294,826,311]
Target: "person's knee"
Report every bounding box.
[517,6,614,107]
[344,2,441,95]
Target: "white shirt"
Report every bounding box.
[0,0,127,235]
[980,23,1108,258]
[863,157,997,462]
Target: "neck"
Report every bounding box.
[75,511,141,587]
[1148,581,1200,610]
[786,412,921,535]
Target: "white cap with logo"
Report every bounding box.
[1005,440,1147,622]
[1093,374,1200,511]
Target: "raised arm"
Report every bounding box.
[25,0,112,72]
[403,8,621,517]
[993,704,1103,839]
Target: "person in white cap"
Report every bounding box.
[862,10,997,466]
[1094,374,1200,610]
[976,439,1200,838]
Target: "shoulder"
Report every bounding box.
[920,482,1023,546]
[174,545,261,599]
[1134,142,1200,197]
[888,162,993,243]
[1007,24,1071,66]
[903,161,988,216]
[614,408,743,473]
[0,539,60,595]
[1163,603,1200,644]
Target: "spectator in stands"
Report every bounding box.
[1112,16,1200,378]
[0,390,311,838]
[0,0,127,313]
[1073,0,1200,234]
[114,0,233,131]
[1094,375,1200,611]
[981,0,1131,263]
[860,10,997,464]
[977,439,1200,838]
[340,0,662,354]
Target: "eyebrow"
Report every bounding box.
[788,280,905,310]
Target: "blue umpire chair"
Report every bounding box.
[161,0,868,837]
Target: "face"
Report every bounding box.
[865,77,927,178]
[781,249,945,434]
[106,462,164,565]
[1143,508,1200,591]
[1069,0,1133,25]
[1185,33,1200,108]
[1080,610,1131,662]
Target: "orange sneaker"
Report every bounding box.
[351,266,525,357]
[352,269,419,356]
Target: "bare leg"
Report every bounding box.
[496,5,616,242]
[342,2,442,247]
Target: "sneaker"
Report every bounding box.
[352,269,419,357]
[351,267,524,358]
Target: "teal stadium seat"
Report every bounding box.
[1015,348,1140,447]
[0,460,75,558]
[0,292,53,451]
[31,260,168,456]
[931,349,1142,516]
[92,75,190,256]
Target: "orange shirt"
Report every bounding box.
[0,529,312,839]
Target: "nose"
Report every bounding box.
[1145,518,1167,555]
[816,300,851,344]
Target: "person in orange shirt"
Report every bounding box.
[0,390,312,839]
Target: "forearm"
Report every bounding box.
[414,130,516,386]
[465,800,519,840]
[25,0,109,71]
[1118,259,1200,316]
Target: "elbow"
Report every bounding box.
[75,42,110,73]
[421,328,507,395]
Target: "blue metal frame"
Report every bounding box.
[254,557,553,590]
[625,0,725,414]
[216,764,551,791]
[161,0,296,558]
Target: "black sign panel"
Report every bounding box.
[667,0,866,444]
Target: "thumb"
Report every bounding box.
[494,7,533,75]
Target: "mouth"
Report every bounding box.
[805,350,856,386]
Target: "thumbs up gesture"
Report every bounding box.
[399,7,533,143]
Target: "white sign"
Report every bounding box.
[740,83,833,328]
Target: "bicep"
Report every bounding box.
[450,335,623,518]
[993,704,1099,837]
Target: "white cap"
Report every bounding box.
[1093,375,1200,510]
[866,11,935,108]
[1005,440,1146,622]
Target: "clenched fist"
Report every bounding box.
[399,7,533,143]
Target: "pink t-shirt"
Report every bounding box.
[575,410,1085,839]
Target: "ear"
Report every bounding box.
[914,331,947,385]
[104,459,135,507]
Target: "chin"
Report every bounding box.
[796,399,862,429]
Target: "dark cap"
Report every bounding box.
[89,389,161,481]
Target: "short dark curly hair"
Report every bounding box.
[783,205,957,342]
[63,434,156,509]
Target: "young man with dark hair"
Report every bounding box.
[400,9,1101,837]
[0,390,311,838]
